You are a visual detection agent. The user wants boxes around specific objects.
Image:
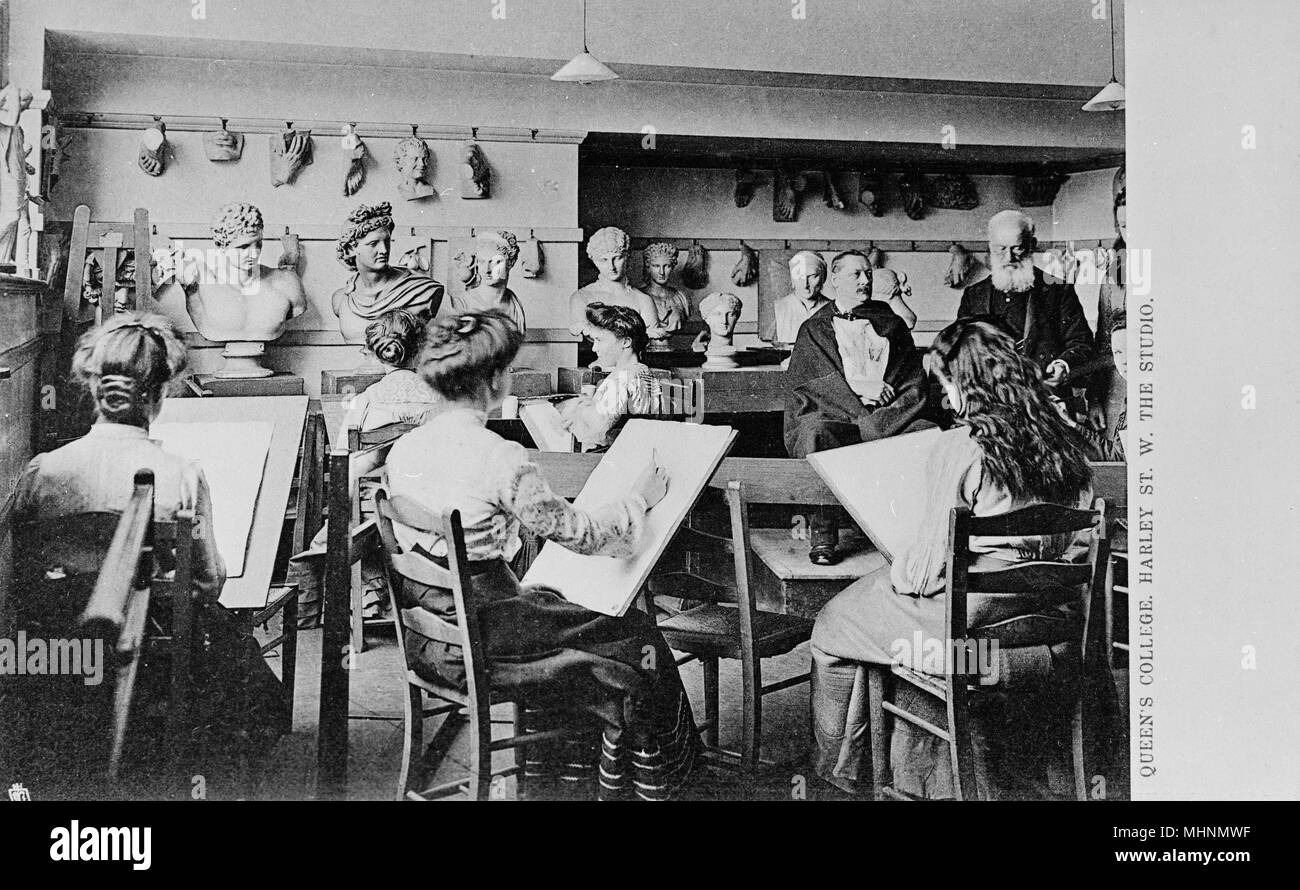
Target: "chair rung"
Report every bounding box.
[421,703,461,718]
[489,726,569,751]
[1114,642,1130,651]
[349,713,404,723]
[675,653,699,667]
[881,700,952,743]
[890,665,947,700]
[411,764,522,800]
[761,672,810,695]
[1112,584,1129,594]
[259,633,290,654]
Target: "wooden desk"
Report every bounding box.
[154,395,309,609]
[323,367,553,397]
[192,373,305,397]
[671,364,787,415]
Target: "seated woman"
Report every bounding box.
[559,302,657,452]
[384,311,700,800]
[7,312,287,790]
[809,318,1095,795]
[291,308,436,625]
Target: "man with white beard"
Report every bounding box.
[957,210,1093,389]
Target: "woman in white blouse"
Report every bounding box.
[385,310,700,801]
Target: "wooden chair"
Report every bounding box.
[867,500,1110,801]
[650,457,833,773]
[316,423,415,797]
[329,414,420,652]
[54,207,153,446]
[1090,462,1128,669]
[372,488,573,800]
[11,470,197,787]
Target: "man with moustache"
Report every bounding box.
[958,210,1094,389]
[784,249,929,565]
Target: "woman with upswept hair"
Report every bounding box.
[7,312,287,795]
[808,318,1095,796]
[384,310,700,800]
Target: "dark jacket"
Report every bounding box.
[958,268,1094,379]
[783,300,928,457]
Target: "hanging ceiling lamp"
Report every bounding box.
[552,0,619,83]
[1083,0,1125,111]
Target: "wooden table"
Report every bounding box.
[153,395,309,610]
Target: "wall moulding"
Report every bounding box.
[58,112,587,146]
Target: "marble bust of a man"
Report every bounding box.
[568,226,665,342]
[170,202,308,377]
[332,201,444,345]
[763,250,829,346]
[451,229,527,334]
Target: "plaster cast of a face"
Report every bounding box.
[395,136,435,201]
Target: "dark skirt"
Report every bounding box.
[398,555,700,801]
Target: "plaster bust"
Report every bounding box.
[698,291,742,369]
[641,241,691,343]
[174,202,308,377]
[568,226,665,342]
[332,201,444,346]
[766,250,829,345]
[451,229,527,335]
[394,136,435,201]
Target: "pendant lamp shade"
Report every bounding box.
[1082,78,1126,112]
[551,51,619,84]
[552,0,618,84]
[1083,0,1124,111]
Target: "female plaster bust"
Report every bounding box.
[451,230,527,334]
[175,202,308,378]
[697,291,742,369]
[568,226,664,343]
[641,241,692,344]
[332,201,444,346]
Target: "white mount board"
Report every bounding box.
[522,419,736,616]
[807,426,962,564]
[149,420,274,577]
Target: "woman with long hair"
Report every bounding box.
[809,318,1095,795]
[384,310,700,800]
